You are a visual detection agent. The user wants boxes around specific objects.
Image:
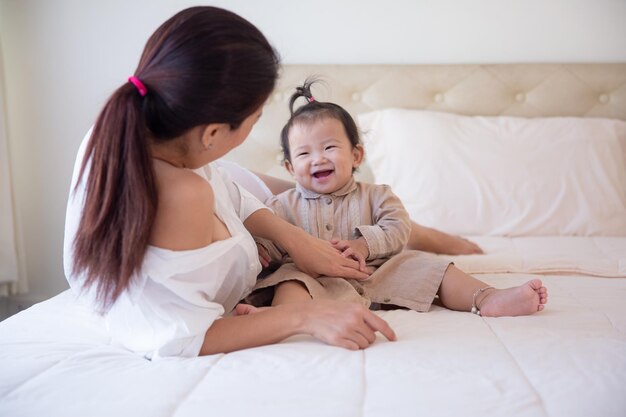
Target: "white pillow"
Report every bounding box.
[358,109,626,236]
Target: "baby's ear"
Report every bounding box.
[284,160,295,176]
[352,144,365,168]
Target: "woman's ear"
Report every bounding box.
[352,144,365,169]
[200,123,228,150]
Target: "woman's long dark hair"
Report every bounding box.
[72,6,279,311]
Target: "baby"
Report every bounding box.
[246,80,548,317]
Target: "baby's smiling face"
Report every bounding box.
[285,116,364,194]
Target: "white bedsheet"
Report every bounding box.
[1,237,625,417]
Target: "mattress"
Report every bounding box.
[1,236,625,417]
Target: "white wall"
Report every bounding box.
[0,0,625,305]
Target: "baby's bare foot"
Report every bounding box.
[478,279,548,317]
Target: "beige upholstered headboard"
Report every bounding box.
[225,63,626,182]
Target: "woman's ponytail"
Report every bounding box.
[73,83,157,311]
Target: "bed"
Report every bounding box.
[1,64,626,417]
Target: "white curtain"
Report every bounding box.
[0,38,24,297]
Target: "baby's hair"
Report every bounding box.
[280,78,361,164]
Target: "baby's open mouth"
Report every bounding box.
[312,170,333,179]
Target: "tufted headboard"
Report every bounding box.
[225,63,626,183]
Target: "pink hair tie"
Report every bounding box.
[307,95,315,103]
[128,76,147,97]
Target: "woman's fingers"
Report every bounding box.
[338,339,360,351]
[332,239,367,272]
[340,311,394,348]
[363,311,397,341]
[325,253,368,278]
[336,264,369,280]
[468,241,484,254]
[331,239,349,252]
[364,266,376,275]
[344,330,371,350]
[341,248,366,272]
[355,322,377,345]
[450,236,483,255]
[304,301,396,349]
[290,235,371,279]
[461,238,483,254]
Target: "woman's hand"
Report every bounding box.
[330,237,369,272]
[288,233,370,280]
[299,300,397,350]
[244,209,369,280]
[203,300,395,355]
[444,235,483,255]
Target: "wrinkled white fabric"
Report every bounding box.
[2,262,626,417]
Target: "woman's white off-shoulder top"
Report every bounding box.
[63,132,266,359]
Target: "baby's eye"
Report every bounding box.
[296,152,309,158]
[325,145,336,150]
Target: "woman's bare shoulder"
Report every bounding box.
[150,163,215,251]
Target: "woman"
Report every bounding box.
[64,6,395,359]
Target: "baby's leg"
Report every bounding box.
[438,265,548,317]
[272,280,313,306]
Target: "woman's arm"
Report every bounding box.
[252,171,294,195]
[407,222,483,255]
[200,300,396,355]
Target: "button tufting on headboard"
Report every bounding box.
[224,64,626,182]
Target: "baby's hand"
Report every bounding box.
[256,242,271,269]
[330,237,369,273]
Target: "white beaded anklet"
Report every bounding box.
[471,286,494,315]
